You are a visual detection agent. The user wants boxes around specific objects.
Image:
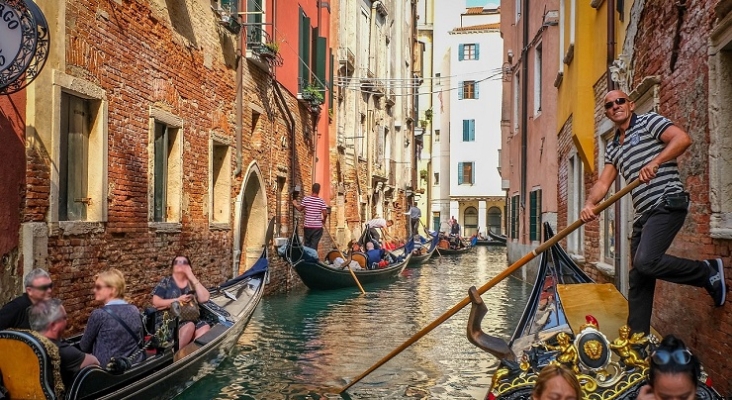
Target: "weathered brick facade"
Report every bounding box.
[14,0,319,333]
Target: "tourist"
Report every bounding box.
[80,268,144,367]
[152,256,211,349]
[0,268,53,330]
[531,364,582,400]
[29,298,99,388]
[637,334,700,400]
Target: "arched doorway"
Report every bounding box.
[487,206,502,234]
[234,162,268,275]
[464,206,478,236]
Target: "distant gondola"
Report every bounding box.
[466,223,723,400]
[486,230,507,244]
[405,233,439,267]
[0,219,274,400]
[285,229,411,290]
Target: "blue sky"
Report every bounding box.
[466,0,500,7]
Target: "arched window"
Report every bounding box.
[464,207,478,235]
[487,206,502,234]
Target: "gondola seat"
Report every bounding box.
[326,250,346,264]
[0,330,64,400]
[349,252,367,268]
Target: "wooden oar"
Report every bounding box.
[325,227,366,294]
[338,178,641,393]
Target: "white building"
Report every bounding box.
[431,1,504,236]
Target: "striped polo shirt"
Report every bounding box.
[301,195,327,228]
[604,112,684,216]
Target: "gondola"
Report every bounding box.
[486,230,508,244]
[435,241,474,255]
[466,223,723,400]
[0,219,274,400]
[405,232,439,267]
[475,237,506,247]
[285,225,411,290]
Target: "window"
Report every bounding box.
[56,85,107,224]
[435,72,441,85]
[464,207,478,234]
[299,7,311,89]
[513,72,520,132]
[567,155,584,253]
[462,120,475,142]
[534,43,542,114]
[515,0,521,21]
[510,195,519,239]
[433,172,440,185]
[459,80,479,100]
[487,206,502,234]
[458,162,474,185]
[458,43,479,61]
[432,212,440,232]
[434,129,440,142]
[211,140,231,225]
[149,109,183,224]
[529,188,542,242]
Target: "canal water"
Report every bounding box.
[179,246,531,400]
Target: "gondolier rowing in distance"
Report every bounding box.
[580,90,727,336]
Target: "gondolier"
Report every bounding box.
[580,90,726,336]
[292,183,329,250]
[405,201,421,237]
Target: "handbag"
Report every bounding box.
[178,284,200,322]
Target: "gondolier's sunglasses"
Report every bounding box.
[604,97,630,109]
[28,283,53,291]
[651,348,693,366]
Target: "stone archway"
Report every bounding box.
[234,162,268,275]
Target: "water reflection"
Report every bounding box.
[178,247,530,400]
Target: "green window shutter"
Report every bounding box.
[64,94,89,221]
[458,44,464,61]
[153,123,169,222]
[475,43,480,60]
[475,81,480,99]
[537,189,542,241]
[470,120,475,141]
[329,50,334,107]
[315,36,327,88]
[529,190,537,241]
[458,162,464,184]
[458,81,463,100]
[299,11,311,88]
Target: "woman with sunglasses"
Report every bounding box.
[531,364,583,400]
[80,268,144,367]
[152,256,211,348]
[638,334,700,400]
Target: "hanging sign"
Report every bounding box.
[0,0,49,95]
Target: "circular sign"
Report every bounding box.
[0,2,23,73]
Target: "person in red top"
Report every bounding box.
[293,183,328,250]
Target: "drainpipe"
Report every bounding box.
[520,0,529,218]
[607,0,616,91]
[234,0,244,176]
[607,0,623,289]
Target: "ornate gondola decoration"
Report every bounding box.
[0,0,50,95]
[467,223,723,400]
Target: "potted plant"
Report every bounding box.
[302,85,324,106]
[424,108,433,121]
[261,40,280,57]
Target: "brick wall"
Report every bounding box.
[631,1,731,390]
[557,116,572,249]
[19,1,316,333]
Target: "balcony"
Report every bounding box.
[338,47,355,75]
[386,88,396,106]
[360,68,384,96]
[245,25,283,71]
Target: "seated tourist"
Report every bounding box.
[80,268,144,367]
[0,268,53,330]
[637,334,700,400]
[29,299,99,388]
[531,364,582,400]
[365,242,385,269]
[152,256,211,349]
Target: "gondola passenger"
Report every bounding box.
[531,364,582,400]
[0,268,53,330]
[152,256,211,349]
[80,268,144,367]
[365,242,385,269]
[637,334,700,400]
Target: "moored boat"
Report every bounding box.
[285,229,410,290]
[0,220,273,400]
[466,223,723,400]
[486,230,507,244]
[475,238,506,247]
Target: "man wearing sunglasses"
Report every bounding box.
[0,268,54,330]
[580,90,726,336]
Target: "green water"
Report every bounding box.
[178,246,531,399]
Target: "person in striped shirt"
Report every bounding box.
[580,90,726,336]
[292,183,329,250]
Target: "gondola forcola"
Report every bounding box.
[0,218,275,400]
[467,223,724,400]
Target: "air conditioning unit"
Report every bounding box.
[501,180,510,190]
